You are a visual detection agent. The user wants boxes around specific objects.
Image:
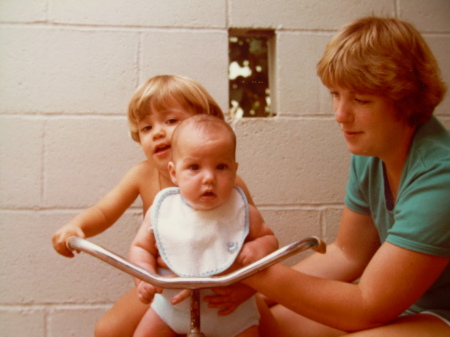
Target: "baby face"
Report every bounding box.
[169,131,237,210]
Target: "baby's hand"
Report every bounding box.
[137,281,162,304]
[51,225,86,258]
[204,283,255,316]
[235,241,264,266]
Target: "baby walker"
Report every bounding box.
[67,236,326,337]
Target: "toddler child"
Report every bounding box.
[51,75,267,337]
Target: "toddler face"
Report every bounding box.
[137,99,195,171]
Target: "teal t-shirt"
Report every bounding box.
[345,116,450,317]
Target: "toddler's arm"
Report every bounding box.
[52,164,142,257]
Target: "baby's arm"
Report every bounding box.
[129,210,162,304]
[236,204,279,266]
[202,205,277,314]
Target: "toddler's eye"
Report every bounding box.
[166,118,178,125]
[140,125,152,132]
[217,164,228,170]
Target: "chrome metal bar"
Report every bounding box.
[67,236,326,289]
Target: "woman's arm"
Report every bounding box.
[244,206,449,332]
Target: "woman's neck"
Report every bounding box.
[382,126,416,201]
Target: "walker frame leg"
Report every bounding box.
[187,289,204,337]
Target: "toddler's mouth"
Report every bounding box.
[155,144,170,154]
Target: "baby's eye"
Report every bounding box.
[217,164,228,170]
[189,164,200,171]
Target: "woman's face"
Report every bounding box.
[331,87,412,160]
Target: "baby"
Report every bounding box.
[129,114,278,337]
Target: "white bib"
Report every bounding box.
[151,187,249,277]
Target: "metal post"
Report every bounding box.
[186,289,204,337]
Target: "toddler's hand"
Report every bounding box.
[170,289,191,305]
[51,225,86,258]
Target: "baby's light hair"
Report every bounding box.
[317,16,446,127]
[127,75,224,143]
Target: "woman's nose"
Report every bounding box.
[334,100,354,124]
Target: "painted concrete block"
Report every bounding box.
[235,118,350,205]
[276,32,333,115]
[261,207,321,265]
[0,116,43,208]
[51,0,226,28]
[0,210,140,305]
[47,307,107,337]
[140,30,229,111]
[229,0,395,30]
[0,309,45,337]
[44,117,144,208]
[0,0,47,23]
[399,0,450,32]
[0,26,138,114]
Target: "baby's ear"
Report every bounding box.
[168,162,177,185]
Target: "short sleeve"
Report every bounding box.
[387,160,450,257]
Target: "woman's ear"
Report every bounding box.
[168,161,177,185]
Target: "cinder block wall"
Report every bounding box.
[1,1,449,336]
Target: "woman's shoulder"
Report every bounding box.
[408,118,450,174]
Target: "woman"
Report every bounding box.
[245,16,450,336]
